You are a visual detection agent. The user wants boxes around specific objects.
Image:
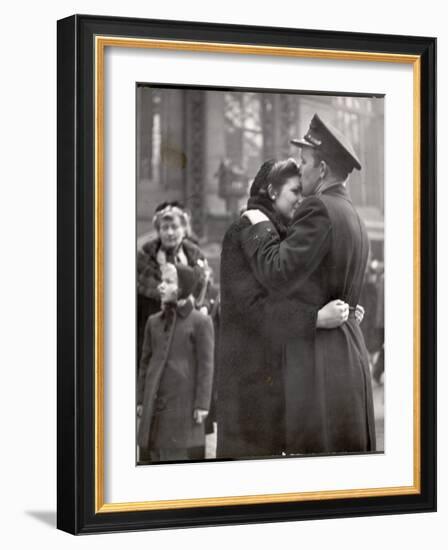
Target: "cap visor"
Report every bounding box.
[290,138,315,148]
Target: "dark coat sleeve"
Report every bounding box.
[137,248,161,300]
[193,315,215,411]
[268,298,318,342]
[220,222,269,332]
[137,316,153,405]
[241,197,332,291]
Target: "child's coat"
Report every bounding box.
[137,299,214,452]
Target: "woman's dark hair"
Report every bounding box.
[249,158,300,198]
[154,200,185,214]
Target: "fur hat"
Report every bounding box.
[175,264,200,300]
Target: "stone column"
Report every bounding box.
[184,89,206,238]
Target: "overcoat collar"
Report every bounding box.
[176,298,194,318]
[142,236,201,262]
[319,182,352,203]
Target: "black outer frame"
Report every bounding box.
[57,14,436,535]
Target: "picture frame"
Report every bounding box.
[57,14,436,534]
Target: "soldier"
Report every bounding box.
[242,114,376,454]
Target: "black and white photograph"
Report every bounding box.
[135,85,385,465]
[1,0,441,541]
[52,7,436,537]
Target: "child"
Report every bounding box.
[137,263,214,462]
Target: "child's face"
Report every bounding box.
[158,265,178,304]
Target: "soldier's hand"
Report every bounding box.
[242,209,269,225]
[193,408,209,424]
[316,299,349,329]
[136,405,143,417]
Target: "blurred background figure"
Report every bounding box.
[360,257,385,383]
[372,267,385,384]
[137,202,206,368]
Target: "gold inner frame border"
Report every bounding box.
[94,35,421,513]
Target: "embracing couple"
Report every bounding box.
[217,114,376,459]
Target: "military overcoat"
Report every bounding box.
[242,184,376,454]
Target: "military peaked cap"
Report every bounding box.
[291,113,362,172]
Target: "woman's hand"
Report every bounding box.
[193,408,209,424]
[355,304,365,324]
[242,209,269,225]
[317,299,349,329]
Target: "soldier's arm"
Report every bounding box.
[241,197,332,290]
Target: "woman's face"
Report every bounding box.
[272,176,302,219]
[158,216,184,250]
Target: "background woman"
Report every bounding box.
[137,203,206,368]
